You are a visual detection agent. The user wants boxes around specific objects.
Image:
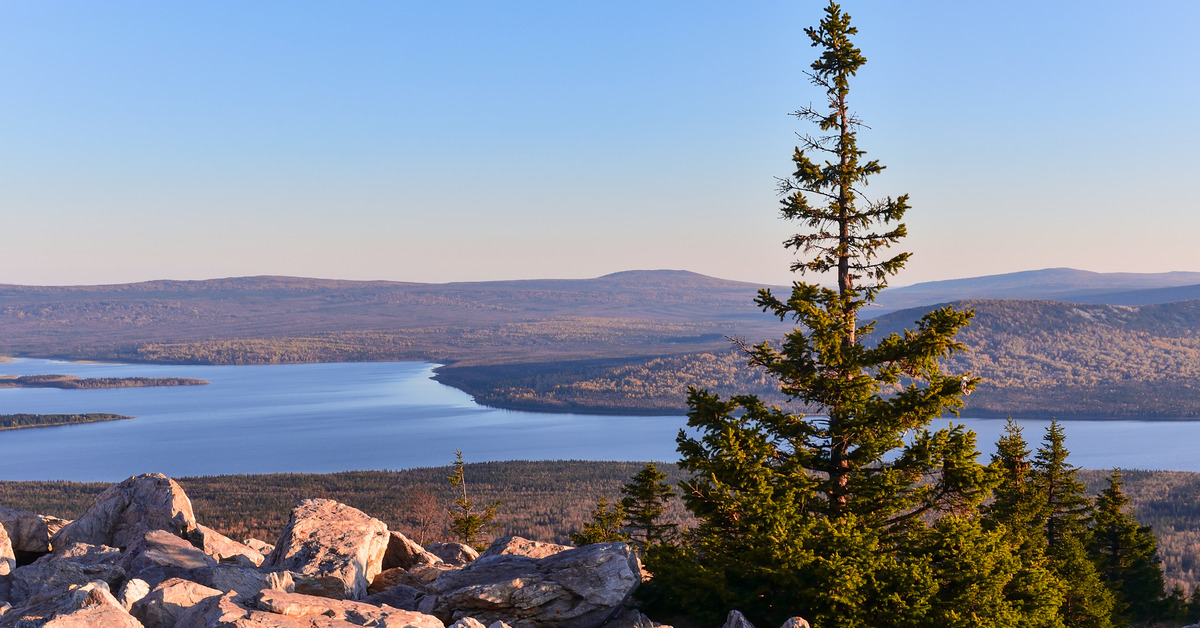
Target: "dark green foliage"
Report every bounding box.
[1031,421,1116,628]
[0,413,132,430]
[447,450,501,548]
[643,4,1046,627]
[620,462,676,549]
[570,497,628,545]
[1088,471,1167,625]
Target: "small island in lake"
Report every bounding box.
[0,374,209,389]
[0,413,133,430]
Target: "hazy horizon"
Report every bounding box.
[3,2,1196,287]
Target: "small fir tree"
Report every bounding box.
[620,462,677,550]
[446,450,501,548]
[570,496,629,545]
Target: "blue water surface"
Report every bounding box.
[0,358,1192,481]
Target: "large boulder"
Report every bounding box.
[131,577,223,628]
[0,524,13,577]
[36,543,122,566]
[0,580,138,628]
[263,499,390,601]
[191,525,264,567]
[384,531,444,571]
[7,560,126,607]
[0,507,52,556]
[478,537,570,561]
[117,529,217,577]
[176,589,445,628]
[50,474,197,550]
[426,543,641,628]
[426,543,479,567]
[258,589,444,627]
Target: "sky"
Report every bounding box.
[2,1,1197,288]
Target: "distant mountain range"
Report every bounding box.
[874,268,1200,312]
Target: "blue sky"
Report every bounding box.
[2,2,1197,287]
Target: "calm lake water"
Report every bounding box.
[0,358,1194,481]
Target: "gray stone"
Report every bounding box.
[0,524,13,577]
[35,542,122,566]
[50,474,197,550]
[117,578,151,610]
[449,619,486,628]
[479,537,571,561]
[257,589,445,627]
[0,507,51,556]
[0,580,134,628]
[117,529,217,576]
[371,567,430,594]
[191,524,265,566]
[426,543,479,567]
[385,531,444,571]
[131,577,223,628]
[42,603,145,627]
[243,537,274,556]
[722,610,755,628]
[779,618,810,628]
[427,543,641,628]
[8,560,126,606]
[264,499,390,601]
[363,584,424,611]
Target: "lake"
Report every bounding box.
[0,358,1194,481]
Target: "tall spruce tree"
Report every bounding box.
[1088,470,1167,626]
[1032,421,1115,628]
[981,419,1066,628]
[642,4,1054,627]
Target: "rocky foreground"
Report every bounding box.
[0,473,808,628]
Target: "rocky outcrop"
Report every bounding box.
[264,499,391,601]
[426,543,641,628]
[50,473,197,550]
[6,473,678,628]
[479,537,571,561]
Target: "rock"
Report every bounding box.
[257,589,444,627]
[8,560,126,607]
[117,529,217,576]
[0,507,52,557]
[117,578,151,610]
[264,499,390,601]
[50,474,197,550]
[602,609,661,628]
[385,532,444,571]
[449,619,486,628]
[131,577,223,628]
[479,537,571,561]
[171,591,261,628]
[0,524,14,577]
[410,563,458,583]
[187,564,279,601]
[42,603,144,627]
[36,542,122,566]
[779,618,809,628]
[0,580,134,628]
[192,525,264,566]
[372,567,431,595]
[428,543,641,628]
[243,538,274,556]
[722,610,755,628]
[426,543,479,567]
[363,584,424,611]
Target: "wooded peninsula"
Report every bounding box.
[0,413,132,430]
[0,374,208,390]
